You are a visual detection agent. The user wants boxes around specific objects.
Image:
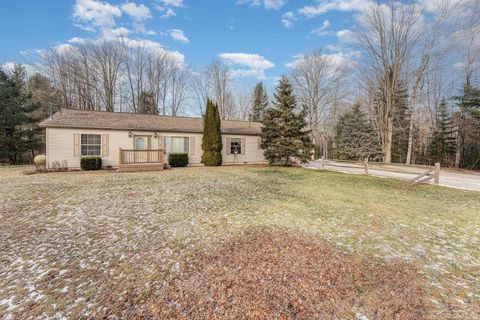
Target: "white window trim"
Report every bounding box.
[80,134,102,156]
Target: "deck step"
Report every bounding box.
[118,163,165,172]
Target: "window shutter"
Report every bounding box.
[189,136,195,156]
[241,138,246,155]
[158,134,163,150]
[73,133,80,157]
[257,137,261,150]
[164,136,171,154]
[101,134,109,156]
[226,137,231,155]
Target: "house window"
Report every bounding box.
[230,138,241,155]
[81,134,101,156]
[168,137,189,154]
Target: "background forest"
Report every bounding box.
[1,0,479,168]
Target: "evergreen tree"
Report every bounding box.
[452,84,480,169]
[426,100,456,166]
[138,91,157,115]
[260,75,313,165]
[251,82,268,122]
[201,98,223,166]
[334,103,383,160]
[0,65,42,164]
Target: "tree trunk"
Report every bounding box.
[385,115,394,163]
[455,131,462,168]
[405,111,414,164]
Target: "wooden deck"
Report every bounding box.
[118,148,165,172]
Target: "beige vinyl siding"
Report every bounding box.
[45,128,267,169]
[221,135,265,165]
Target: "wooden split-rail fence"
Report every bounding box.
[318,157,441,186]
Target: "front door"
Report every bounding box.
[134,136,151,162]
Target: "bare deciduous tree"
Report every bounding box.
[358,0,422,163]
[291,49,348,156]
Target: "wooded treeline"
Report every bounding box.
[1,0,479,168]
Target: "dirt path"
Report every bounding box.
[303,160,480,191]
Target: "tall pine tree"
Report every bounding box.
[251,82,269,122]
[261,75,313,165]
[0,65,42,164]
[452,84,480,168]
[426,100,456,166]
[334,103,383,160]
[201,98,223,166]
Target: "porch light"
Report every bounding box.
[128,131,132,138]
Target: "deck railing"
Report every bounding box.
[119,148,165,165]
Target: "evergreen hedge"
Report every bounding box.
[201,99,223,166]
[80,157,102,171]
[168,153,189,167]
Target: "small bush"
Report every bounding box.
[50,160,68,172]
[34,154,46,167]
[168,153,189,167]
[80,157,102,171]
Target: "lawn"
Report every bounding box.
[0,166,479,319]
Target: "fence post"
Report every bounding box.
[321,156,325,169]
[434,162,440,185]
[364,158,369,176]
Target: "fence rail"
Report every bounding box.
[119,149,165,165]
[317,157,440,185]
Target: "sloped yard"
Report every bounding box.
[0,166,479,319]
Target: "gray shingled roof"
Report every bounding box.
[39,109,262,135]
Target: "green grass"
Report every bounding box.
[0,166,479,319]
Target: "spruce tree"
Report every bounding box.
[138,91,157,115]
[427,100,456,166]
[451,83,480,169]
[251,82,268,122]
[0,65,41,164]
[334,103,383,160]
[201,98,223,166]
[260,75,313,165]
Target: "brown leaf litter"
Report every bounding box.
[118,230,430,319]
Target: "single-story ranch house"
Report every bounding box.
[39,109,267,171]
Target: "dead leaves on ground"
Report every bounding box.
[120,231,429,320]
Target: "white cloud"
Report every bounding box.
[168,29,189,43]
[157,0,184,7]
[161,8,176,18]
[281,11,296,29]
[54,43,74,55]
[299,0,373,18]
[121,2,155,35]
[102,26,131,39]
[336,29,356,43]
[285,52,353,69]
[219,52,275,79]
[311,19,331,36]
[121,2,151,20]
[154,0,184,18]
[73,0,122,31]
[237,0,287,10]
[68,37,87,44]
[105,37,186,67]
[1,62,41,77]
